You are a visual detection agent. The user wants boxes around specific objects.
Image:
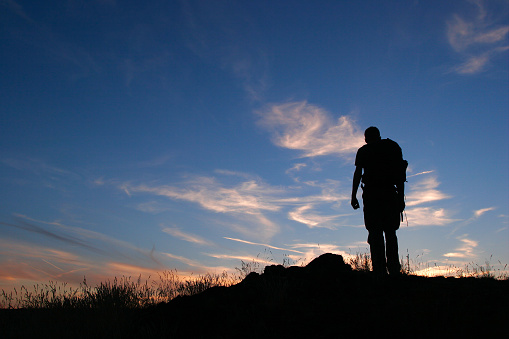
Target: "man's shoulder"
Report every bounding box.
[356,143,371,158]
[357,143,369,152]
[355,143,369,166]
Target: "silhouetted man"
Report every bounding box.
[351,127,407,277]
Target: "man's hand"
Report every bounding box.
[351,166,362,210]
[351,196,360,210]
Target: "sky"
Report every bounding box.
[1,0,508,293]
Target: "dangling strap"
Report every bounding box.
[401,194,408,226]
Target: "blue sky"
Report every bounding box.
[1,0,508,290]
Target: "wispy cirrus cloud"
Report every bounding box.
[0,239,138,290]
[0,234,228,294]
[162,252,204,268]
[443,235,479,258]
[285,163,308,183]
[158,252,234,275]
[473,207,496,218]
[126,177,282,215]
[122,170,352,237]
[106,262,166,279]
[404,174,498,229]
[124,175,283,241]
[162,227,213,246]
[405,176,451,207]
[288,204,351,229]
[447,0,509,74]
[0,219,108,256]
[0,240,89,282]
[257,101,364,158]
[400,174,453,227]
[0,214,163,271]
[404,174,455,226]
[454,206,498,226]
[404,207,456,227]
[1,157,82,183]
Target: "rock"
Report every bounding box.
[263,264,285,276]
[305,252,352,274]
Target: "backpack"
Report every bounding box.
[398,159,409,184]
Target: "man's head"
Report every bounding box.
[364,126,381,144]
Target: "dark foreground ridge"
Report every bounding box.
[2,253,508,338]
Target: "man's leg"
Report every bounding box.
[368,229,387,276]
[385,229,401,275]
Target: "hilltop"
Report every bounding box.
[2,253,507,338]
[137,253,507,338]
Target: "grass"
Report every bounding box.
[398,252,509,279]
[1,270,237,310]
[1,252,507,310]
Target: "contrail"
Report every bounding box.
[407,170,434,178]
[41,258,64,271]
[224,237,304,254]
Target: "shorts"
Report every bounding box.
[362,186,401,231]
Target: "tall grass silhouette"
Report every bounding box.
[1,270,236,309]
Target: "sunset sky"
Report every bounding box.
[1,0,508,292]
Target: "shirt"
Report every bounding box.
[355,138,404,187]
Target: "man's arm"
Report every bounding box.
[351,166,362,209]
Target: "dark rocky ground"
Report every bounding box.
[2,253,508,338]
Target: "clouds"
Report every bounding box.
[404,175,455,226]
[162,227,213,246]
[258,101,365,158]
[405,207,455,227]
[473,207,496,218]
[129,178,282,215]
[406,176,451,207]
[0,219,108,256]
[443,235,479,258]
[447,0,509,74]
[288,205,349,229]
[0,213,233,289]
[1,157,82,185]
[126,175,282,240]
[119,118,456,235]
[123,169,352,241]
[0,240,89,284]
[0,214,164,283]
